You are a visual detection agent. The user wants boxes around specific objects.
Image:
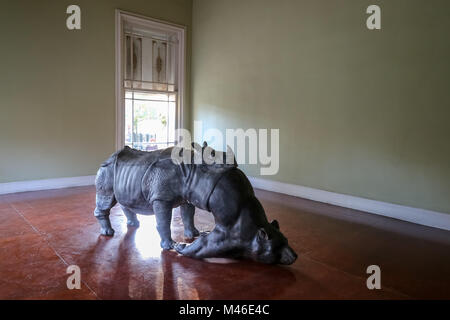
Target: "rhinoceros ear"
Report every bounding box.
[191,142,201,151]
[257,228,269,241]
[226,145,233,155]
[226,145,238,166]
[270,220,280,230]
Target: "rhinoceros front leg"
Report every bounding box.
[153,200,176,250]
[180,203,200,239]
[121,206,140,228]
[175,228,232,259]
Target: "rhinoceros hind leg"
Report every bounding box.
[153,200,176,250]
[94,193,116,236]
[180,203,200,239]
[95,206,116,237]
[121,206,140,228]
[94,165,116,237]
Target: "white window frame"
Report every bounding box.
[115,10,186,150]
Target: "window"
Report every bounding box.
[116,11,185,151]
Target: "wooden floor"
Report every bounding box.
[0,185,449,299]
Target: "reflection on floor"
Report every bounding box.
[0,185,449,299]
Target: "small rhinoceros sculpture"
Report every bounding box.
[94,142,297,265]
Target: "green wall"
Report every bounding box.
[191,0,450,213]
[1,0,449,215]
[0,0,192,183]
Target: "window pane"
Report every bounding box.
[141,37,153,82]
[133,37,142,81]
[168,101,176,145]
[124,95,176,150]
[125,36,132,80]
[125,99,133,146]
[152,40,167,83]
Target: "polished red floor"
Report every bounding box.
[0,186,449,299]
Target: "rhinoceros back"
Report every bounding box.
[112,146,236,211]
[113,147,174,210]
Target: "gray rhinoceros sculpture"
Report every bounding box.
[94,142,297,265]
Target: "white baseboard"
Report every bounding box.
[248,176,450,231]
[0,175,96,195]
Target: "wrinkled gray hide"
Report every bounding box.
[94,143,297,265]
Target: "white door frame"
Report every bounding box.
[115,9,186,150]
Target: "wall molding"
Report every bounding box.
[0,176,96,195]
[248,176,450,231]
